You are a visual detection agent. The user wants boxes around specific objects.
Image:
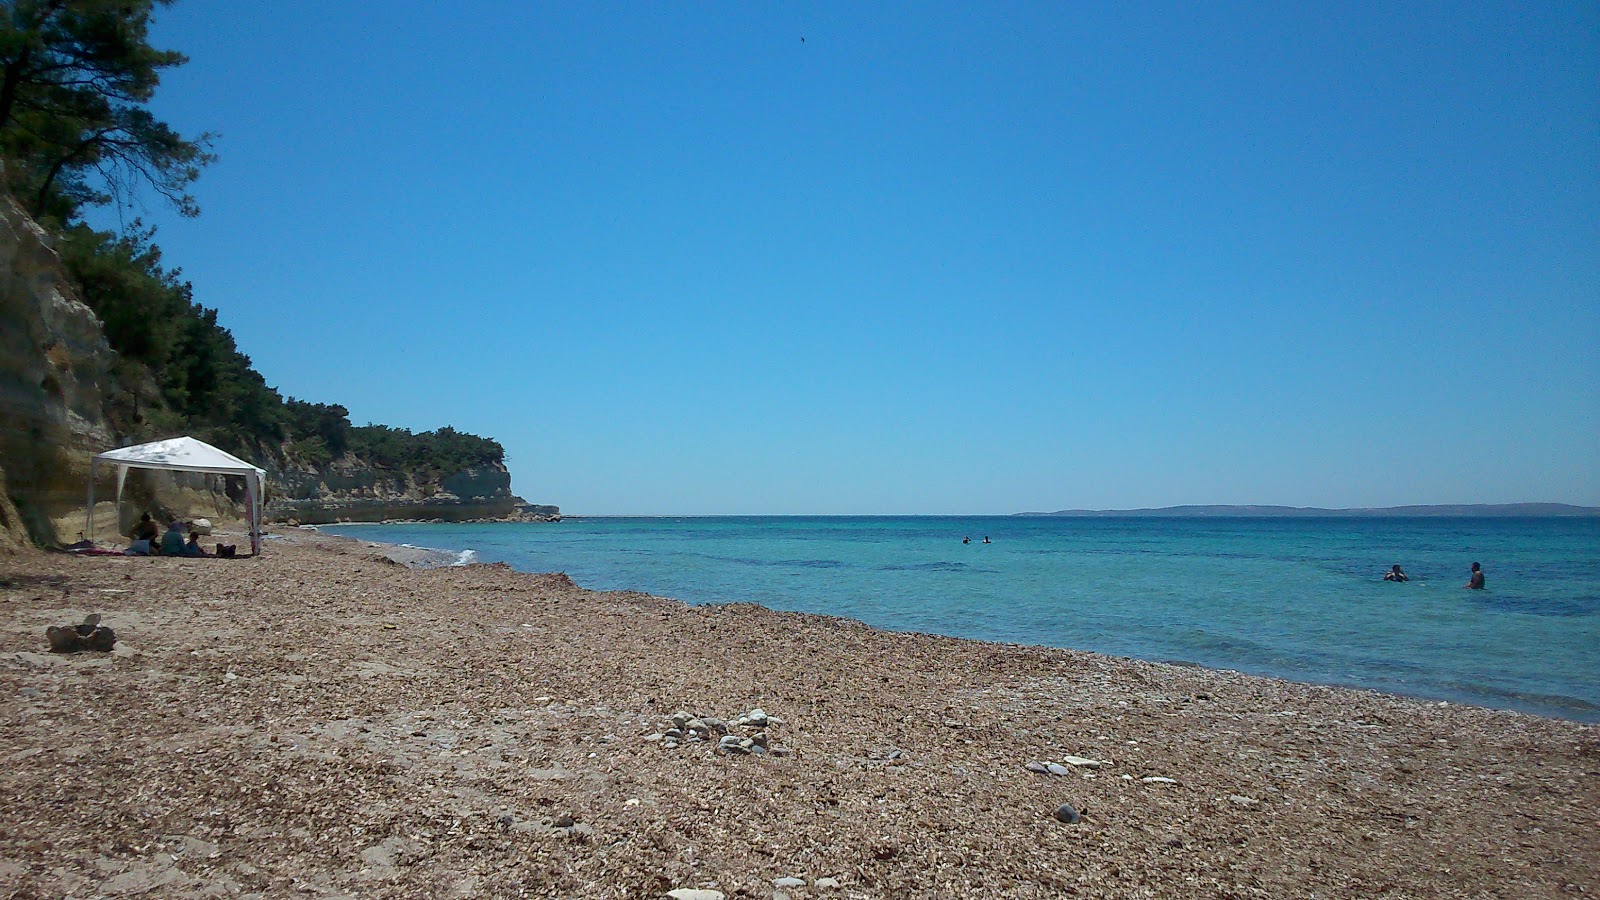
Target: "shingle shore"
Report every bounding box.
[1,528,1596,898]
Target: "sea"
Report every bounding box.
[316,516,1600,722]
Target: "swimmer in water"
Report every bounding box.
[1466,562,1485,589]
[1384,564,1407,582]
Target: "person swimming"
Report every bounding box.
[1384,564,1408,582]
[1466,562,1485,589]
[981,536,991,544]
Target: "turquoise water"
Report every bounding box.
[319,516,1600,721]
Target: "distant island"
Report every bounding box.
[1016,503,1600,518]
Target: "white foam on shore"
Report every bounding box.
[394,543,478,569]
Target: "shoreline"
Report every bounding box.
[2,528,1596,897]
[310,523,1600,725]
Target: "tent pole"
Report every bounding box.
[247,475,261,556]
[85,458,96,543]
[115,465,127,543]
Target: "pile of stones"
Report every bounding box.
[645,707,794,757]
[46,614,116,653]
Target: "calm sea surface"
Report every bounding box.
[317,516,1600,721]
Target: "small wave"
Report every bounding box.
[395,543,475,569]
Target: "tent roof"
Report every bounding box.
[93,436,265,478]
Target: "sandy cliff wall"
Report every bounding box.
[0,197,551,546]
[0,196,120,546]
[264,459,524,524]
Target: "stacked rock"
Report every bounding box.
[46,614,116,653]
[647,707,793,757]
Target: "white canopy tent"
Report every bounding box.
[86,436,266,556]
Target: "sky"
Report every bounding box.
[108,1,1599,514]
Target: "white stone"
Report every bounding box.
[666,890,725,900]
[1062,755,1103,768]
[773,877,806,887]
[1046,763,1070,776]
[1141,776,1177,784]
[814,877,841,889]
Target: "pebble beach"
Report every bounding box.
[2,528,1596,899]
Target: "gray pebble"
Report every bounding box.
[1024,761,1050,774]
[1054,803,1081,824]
[1046,763,1071,776]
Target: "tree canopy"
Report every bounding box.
[0,0,214,222]
[3,2,508,484]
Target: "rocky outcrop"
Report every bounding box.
[0,195,118,547]
[0,196,554,543]
[264,460,525,524]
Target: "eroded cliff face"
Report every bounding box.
[265,459,523,524]
[0,195,118,546]
[0,197,550,547]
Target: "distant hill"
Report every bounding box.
[1016,503,1600,518]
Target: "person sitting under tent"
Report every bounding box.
[130,513,158,544]
[180,531,209,558]
[159,521,186,556]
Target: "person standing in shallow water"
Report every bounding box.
[1466,562,1485,589]
[1384,564,1408,582]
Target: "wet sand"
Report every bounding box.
[1,528,1596,898]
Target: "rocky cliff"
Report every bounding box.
[265,459,529,524]
[0,194,119,546]
[0,198,552,548]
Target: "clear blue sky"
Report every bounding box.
[115,1,1597,513]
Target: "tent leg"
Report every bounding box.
[85,459,96,543]
[247,476,261,556]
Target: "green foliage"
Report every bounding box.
[346,424,504,477]
[0,0,215,222]
[2,3,504,484]
[59,222,286,455]
[58,222,506,476]
[283,399,350,458]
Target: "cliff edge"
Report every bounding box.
[0,198,552,548]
